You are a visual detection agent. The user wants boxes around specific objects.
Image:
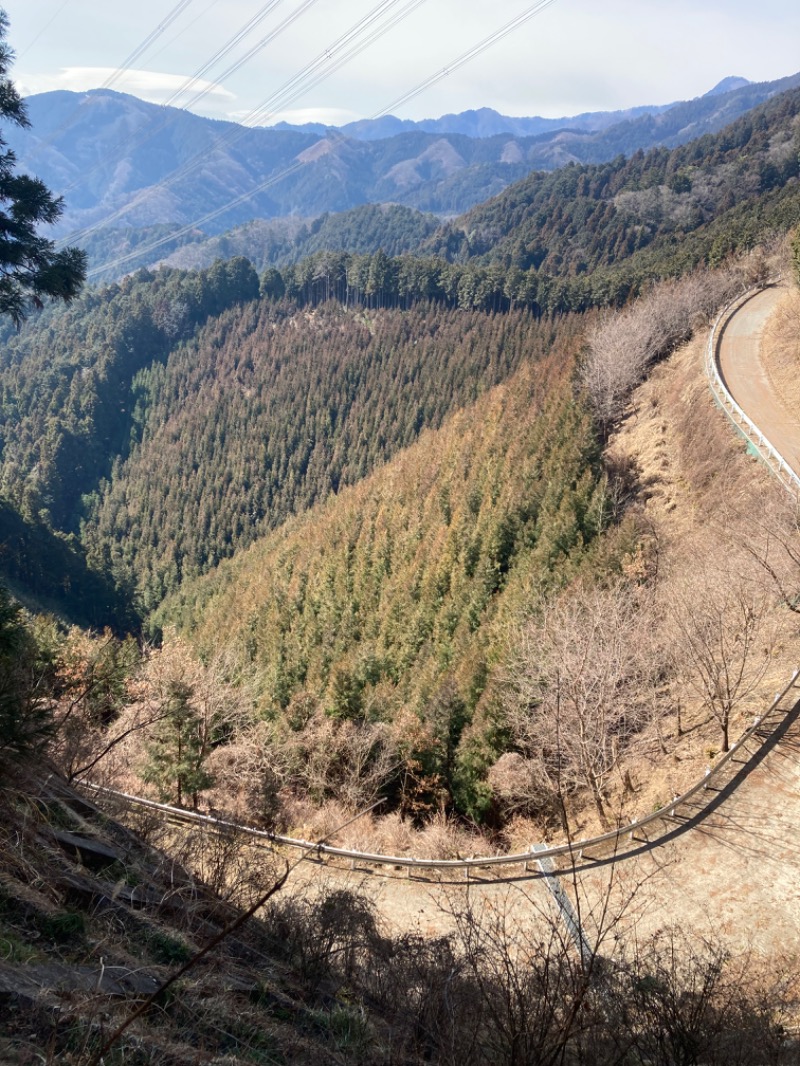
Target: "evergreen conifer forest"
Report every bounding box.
[1,75,799,826]
[4,7,800,1059]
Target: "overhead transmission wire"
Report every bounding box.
[176,0,320,114]
[160,0,287,109]
[371,0,560,119]
[73,0,424,262]
[84,0,431,277]
[83,0,561,280]
[146,0,224,67]
[16,0,72,61]
[245,0,427,126]
[24,0,201,162]
[57,0,300,201]
[101,0,197,91]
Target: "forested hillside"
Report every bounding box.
[157,342,610,817]
[5,19,800,1060]
[430,86,800,274]
[162,85,800,320]
[84,304,567,608]
[12,72,796,273]
[4,83,799,628]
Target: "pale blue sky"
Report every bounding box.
[5,0,799,126]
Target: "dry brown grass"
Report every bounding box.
[593,323,800,841]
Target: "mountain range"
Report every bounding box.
[8,70,799,279]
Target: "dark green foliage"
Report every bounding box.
[36,910,86,944]
[419,87,800,301]
[0,13,86,323]
[0,257,260,536]
[439,88,800,270]
[158,343,608,816]
[0,496,138,631]
[142,680,214,808]
[145,928,193,966]
[83,303,559,608]
[0,584,52,763]
[293,203,442,260]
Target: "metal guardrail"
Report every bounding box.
[83,666,800,877]
[706,285,800,496]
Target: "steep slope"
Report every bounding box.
[155,204,442,276]
[156,337,610,817]
[153,84,800,318]
[429,85,800,276]
[83,303,571,609]
[0,762,433,1064]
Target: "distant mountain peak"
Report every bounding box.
[704,76,751,97]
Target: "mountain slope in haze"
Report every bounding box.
[276,99,681,140]
[9,71,797,268]
[425,85,800,280]
[105,77,800,287]
[164,85,800,326]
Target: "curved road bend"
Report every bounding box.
[717,285,800,479]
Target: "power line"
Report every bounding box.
[82,0,561,276]
[160,0,287,110]
[371,0,560,119]
[68,0,423,252]
[246,0,427,127]
[23,0,200,164]
[102,0,197,91]
[146,0,224,67]
[55,0,298,202]
[177,0,320,114]
[16,0,72,61]
[55,0,318,209]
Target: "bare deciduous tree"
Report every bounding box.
[582,270,744,430]
[271,707,401,811]
[503,582,663,826]
[666,564,776,753]
[740,496,800,617]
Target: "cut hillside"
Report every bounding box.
[594,317,800,825]
[761,285,800,415]
[0,764,386,1065]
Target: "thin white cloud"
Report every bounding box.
[21,66,236,106]
[259,107,362,128]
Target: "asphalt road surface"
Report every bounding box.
[718,285,800,480]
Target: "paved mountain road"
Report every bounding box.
[718,285,800,480]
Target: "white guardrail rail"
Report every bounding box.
[83,668,800,878]
[80,290,800,879]
[706,284,800,496]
